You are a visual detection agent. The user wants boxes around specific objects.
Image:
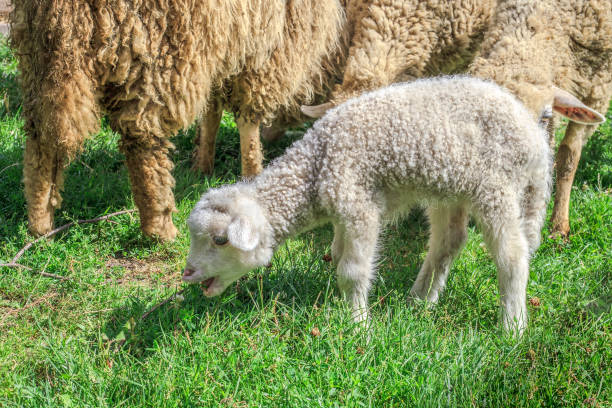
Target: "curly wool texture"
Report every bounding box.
[469,0,612,235]
[327,0,496,105]
[469,0,612,116]
[188,77,552,332]
[11,0,344,238]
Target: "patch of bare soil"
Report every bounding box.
[105,256,179,288]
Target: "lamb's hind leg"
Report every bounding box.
[481,208,530,335]
[336,209,381,324]
[331,223,346,266]
[410,204,468,303]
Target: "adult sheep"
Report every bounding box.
[192,0,496,173]
[469,0,610,237]
[10,0,343,240]
[300,0,497,118]
[304,0,610,238]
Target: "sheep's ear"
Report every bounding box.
[301,102,334,118]
[227,216,260,251]
[552,87,606,124]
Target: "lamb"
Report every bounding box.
[10,0,344,240]
[468,0,611,237]
[183,77,552,334]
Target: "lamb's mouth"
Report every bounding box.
[201,277,216,289]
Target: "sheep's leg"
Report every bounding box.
[23,74,99,237]
[121,137,177,241]
[193,100,223,175]
[410,204,468,304]
[336,211,380,324]
[24,133,68,236]
[237,116,263,177]
[481,211,530,335]
[331,223,346,266]
[550,121,589,237]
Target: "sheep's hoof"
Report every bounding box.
[142,221,178,242]
[548,225,569,240]
[28,212,55,238]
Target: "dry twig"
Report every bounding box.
[1,209,137,280]
[9,209,137,264]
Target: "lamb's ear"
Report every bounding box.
[552,87,606,124]
[227,216,260,251]
[301,102,334,118]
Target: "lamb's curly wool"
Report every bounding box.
[10,0,344,240]
[301,0,495,117]
[469,0,612,236]
[184,77,552,334]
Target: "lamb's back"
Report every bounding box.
[312,77,547,197]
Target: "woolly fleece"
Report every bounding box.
[11,0,344,239]
[185,77,552,334]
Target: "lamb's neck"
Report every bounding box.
[254,137,322,246]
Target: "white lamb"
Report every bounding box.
[183,76,552,334]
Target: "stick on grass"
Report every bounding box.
[1,209,137,280]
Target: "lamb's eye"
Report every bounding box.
[213,236,229,246]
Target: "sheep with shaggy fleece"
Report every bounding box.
[193,0,495,172]
[10,0,343,240]
[191,0,370,174]
[183,77,552,334]
[301,0,496,118]
[304,0,610,238]
[468,0,610,237]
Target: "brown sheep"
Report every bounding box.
[191,0,371,174]
[193,0,496,174]
[468,0,610,237]
[301,0,497,118]
[10,0,344,240]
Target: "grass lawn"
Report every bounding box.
[0,38,610,407]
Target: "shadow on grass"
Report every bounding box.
[99,214,431,359]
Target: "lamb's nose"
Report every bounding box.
[183,268,196,278]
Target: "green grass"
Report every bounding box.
[0,38,611,407]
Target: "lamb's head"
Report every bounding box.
[183,185,274,296]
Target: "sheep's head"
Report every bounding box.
[183,185,274,297]
[505,82,606,127]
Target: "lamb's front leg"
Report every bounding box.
[335,216,380,324]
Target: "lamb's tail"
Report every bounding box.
[520,149,553,255]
